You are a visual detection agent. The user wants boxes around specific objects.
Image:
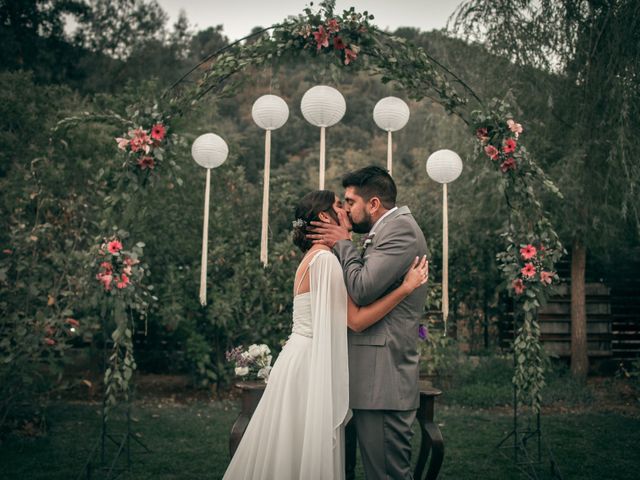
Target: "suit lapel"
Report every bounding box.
[371,206,411,240]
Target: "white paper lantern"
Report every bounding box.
[252,95,289,131]
[300,85,346,189]
[300,85,346,127]
[191,133,228,306]
[191,133,228,169]
[425,149,463,333]
[251,95,289,267]
[373,96,410,132]
[426,149,463,184]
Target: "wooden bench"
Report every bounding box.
[414,387,444,480]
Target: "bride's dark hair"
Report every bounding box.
[293,190,338,252]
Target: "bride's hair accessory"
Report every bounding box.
[292,218,307,229]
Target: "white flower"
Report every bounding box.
[257,366,272,382]
[235,366,249,377]
[259,344,271,356]
[248,344,262,358]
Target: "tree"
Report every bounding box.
[76,0,168,59]
[452,0,640,378]
[0,0,88,82]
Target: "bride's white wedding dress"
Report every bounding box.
[223,250,350,480]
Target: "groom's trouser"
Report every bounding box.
[352,408,417,479]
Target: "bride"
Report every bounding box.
[223,190,428,480]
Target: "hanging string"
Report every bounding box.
[387,130,393,176]
[319,126,326,189]
[442,182,449,334]
[260,130,271,267]
[199,168,211,306]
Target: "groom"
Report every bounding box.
[309,166,428,479]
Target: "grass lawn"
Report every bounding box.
[1,397,639,480]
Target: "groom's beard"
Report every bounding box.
[350,212,373,234]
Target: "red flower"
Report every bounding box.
[116,273,130,289]
[333,35,346,50]
[476,127,489,143]
[344,47,358,65]
[484,145,499,160]
[512,278,525,295]
[520,244,537,260]
[540,271,554,285]
[66,318,80,328]
[107,240,123,254]
[138,155,155,170]
[521,263,536,278]
[502,138,517,154]
[151,123,166,141]
[313,25,330,51]
[500,157,516,173]
[326,18,340,33]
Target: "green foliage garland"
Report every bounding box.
[61,0,562,412]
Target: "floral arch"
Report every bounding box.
[85,1,563,412]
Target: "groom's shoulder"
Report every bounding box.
[387,207,425,239]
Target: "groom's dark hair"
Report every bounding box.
[342,166,397,209]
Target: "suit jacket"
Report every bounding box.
[333,206,428,411]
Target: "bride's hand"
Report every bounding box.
[402,255,428,293]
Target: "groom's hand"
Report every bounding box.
[307,213,351,248]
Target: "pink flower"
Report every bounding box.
[500,157,516,173]
[326,18,340,33]
[521,263,536,278]
[107,240,123,254]
[97,273,113,290]
[507,119,523,137]
[344,47,358,65]
[100,261,113,271]
[123,265,132,275]
[44,338,56,346]
[115,137,129,150]
[66,318,80,328]
[313,26,329,51]
[333,35,346,50]
[520,244,537,260]
[484,145,499,160]
[502,138,517,154]
[151,123,166,141]
[512,278,525,295]
[138,155,155,170]
[540,271,554,285]
[129,128,152,153]
[116,273,130,289]
[124,257,139,266]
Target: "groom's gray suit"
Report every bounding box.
[333,206,428,479]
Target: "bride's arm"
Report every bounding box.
[347,256,427,333]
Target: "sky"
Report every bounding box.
[156,0,465,41]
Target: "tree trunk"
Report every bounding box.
[570,238,588,379]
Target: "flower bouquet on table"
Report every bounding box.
[226,344,273,383]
